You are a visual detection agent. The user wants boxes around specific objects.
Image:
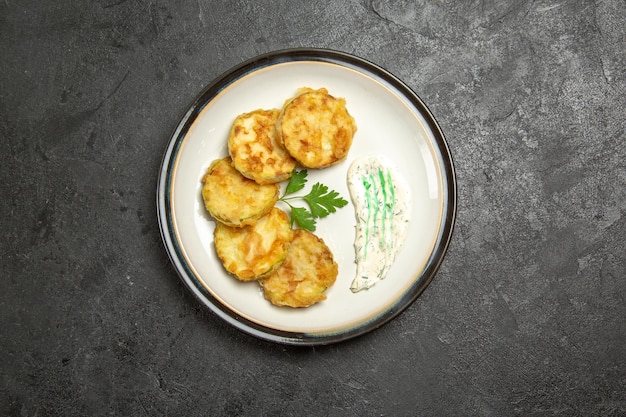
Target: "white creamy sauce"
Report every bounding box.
[347,155,411,292]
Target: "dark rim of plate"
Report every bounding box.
[156,47,457,346]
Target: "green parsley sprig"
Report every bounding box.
[279,170,348,231]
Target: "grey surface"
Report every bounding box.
[1,0,625,415]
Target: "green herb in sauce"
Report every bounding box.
[347,155,411,292]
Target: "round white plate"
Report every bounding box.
[157,49,456,345]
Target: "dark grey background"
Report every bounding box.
[2,0,624,415]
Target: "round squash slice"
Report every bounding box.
[214,207,294,281]
[277,87,357,168]
[228,108,296,184]
[259,229,338,307]
[201,157,279,227]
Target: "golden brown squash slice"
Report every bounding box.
[259,229,338,307]
[277,87,357,169]
[214,207,294,281]
[228,108,297,184]
[201,157,279,227]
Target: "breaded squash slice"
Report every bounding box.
[259,229,338,307]
[228,108,297,184]
[214,208,294,281]
[201,157,278,227]
[277,87,357,169]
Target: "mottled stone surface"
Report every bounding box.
[1,0,624,415]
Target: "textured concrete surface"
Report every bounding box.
[1,0,625,415]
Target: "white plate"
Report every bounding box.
[157,49,456,345]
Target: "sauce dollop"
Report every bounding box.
[347,155,411,292]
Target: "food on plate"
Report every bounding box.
[214,207,294,281]
[259,229,338,307]
[276,87,357,169]
[201,87,356,307]
[278,169,348,232]
[201,157,279,227]
[228,108,297,185]
[347,155,411,292]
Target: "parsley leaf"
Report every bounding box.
[279,170,348,232]
[290,206,316,231]
[284,169,307,195]
[303,182,349,218]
